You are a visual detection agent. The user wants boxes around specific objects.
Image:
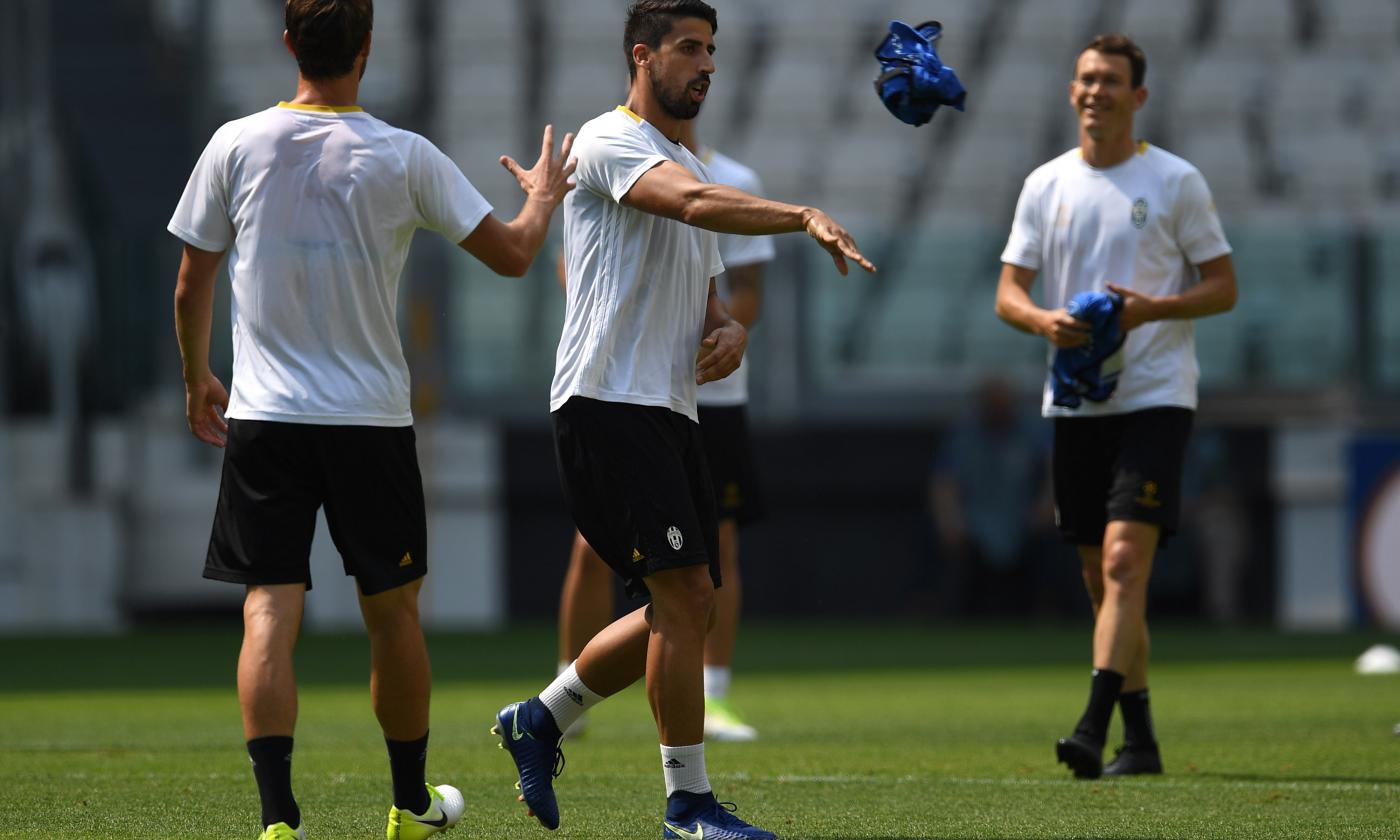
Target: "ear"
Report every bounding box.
[631,42,650,74]
[1133,85,1148,111]
[360,30,372,60]
[283,30,295,58]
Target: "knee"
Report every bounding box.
[653,567,715,623]
[1102,541,1148,593]
[360,585,422,638]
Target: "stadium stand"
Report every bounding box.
[195,0,1396,400]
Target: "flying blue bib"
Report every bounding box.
[873,20,967,127]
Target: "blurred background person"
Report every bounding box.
[928,376,1057,619]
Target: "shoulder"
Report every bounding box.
[576,110,647,149]
[1139,143,1206,187]
[209,109,276,148]
[1022,148,1079,191]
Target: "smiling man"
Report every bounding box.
[489,2,873,838]
[994,34,1238,780]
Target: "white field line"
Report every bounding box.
[721,773,1398,795]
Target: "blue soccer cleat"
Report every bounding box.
[662,790,776,840]
[491,698,565,830]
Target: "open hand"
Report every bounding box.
[185,371,230,448]
[803,209,877,275]
[501,124,577,208]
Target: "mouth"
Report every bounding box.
[690,79,709,102]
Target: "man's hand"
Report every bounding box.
[1107,283,1161,331]
[802,209,877,275]
[695,320,747,385]
[185,372,230,448]
[501,124,577,208]
[1038,309,1092,348]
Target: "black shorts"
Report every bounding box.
[697,404,766,527]
[205,419,428,596]
[1052,407,1194,548]
[552,397,720,600]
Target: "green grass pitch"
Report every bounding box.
[1,623,1396,838]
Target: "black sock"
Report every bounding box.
[247,736,300,829]
[1118,689,1157,747]
[386,732,431,814]
[1072,668,1124,744]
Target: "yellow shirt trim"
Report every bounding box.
[1138,139,1150,155]
[615,105,643,123]
[277,101,364,113]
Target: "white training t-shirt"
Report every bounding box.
[552,107,725,422]
[1001,142,1232,418]
[695,147,776,408]
[168,102,491,426]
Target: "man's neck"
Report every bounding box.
[288,73,360,109]
[623,83,687,144]
[1079,128,1138,169]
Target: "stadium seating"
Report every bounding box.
[196,0,1396,396]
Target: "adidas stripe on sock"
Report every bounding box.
[540,661,603,733]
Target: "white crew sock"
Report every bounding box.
[660,743,710,796]
[702,665,731,700]
[540,662,603,733]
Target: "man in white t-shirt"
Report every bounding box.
[490,3,873,838]
[169,2,574,838]
[553,118,775,744]
[995,34,1237,781]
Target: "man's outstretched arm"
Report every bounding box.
[622,161,876,276]
[460,125,577,277]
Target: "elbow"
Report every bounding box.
[993,296,1012,323]
[676,184,714,227]
[1221,284,1239,313]
[495,247,531,278]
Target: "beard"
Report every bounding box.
[651,68,705,121]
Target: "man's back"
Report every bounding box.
[169,103,490,426]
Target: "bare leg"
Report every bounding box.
[358,578,430,740]
[1093,521,1157,684]
[1079,542,1151,691]
[703,520,740,668]
[239,583,306,739]
[558,531,616,663]
[643,564,715,746]
[574,605,652,696]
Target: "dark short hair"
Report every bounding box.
[623,0,718,80]
[1079,33,1146,88]
[285,0,373,81]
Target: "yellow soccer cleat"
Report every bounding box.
[386,783,466,840]
[257,823,304,840]
[704,696,759,742]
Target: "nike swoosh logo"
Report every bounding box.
[415,810,449,828]
[664,820,704,840]
[511,705,530,741]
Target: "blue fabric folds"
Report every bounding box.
[873,20,967,127]
[1051,291,1125,409]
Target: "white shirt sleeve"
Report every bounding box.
[1000,175,1044,270]
[168,125,236,252]
[717,171,775,269]
[1173,168,1232,265]
[406,136,492,243]
[575,120,670,203]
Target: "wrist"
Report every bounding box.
[799,207,819,233]
[183,366,210,387]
